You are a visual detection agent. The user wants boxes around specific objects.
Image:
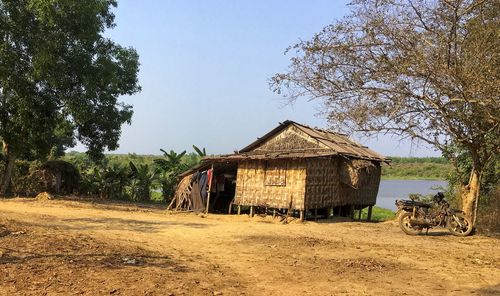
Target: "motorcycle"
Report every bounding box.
[395,192,473,236]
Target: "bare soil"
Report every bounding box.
[0,198,499,296]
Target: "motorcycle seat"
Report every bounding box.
[396,199,432,208]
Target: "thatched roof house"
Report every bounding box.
[171,121,387,220]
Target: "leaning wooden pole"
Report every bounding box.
[205,163,214,214]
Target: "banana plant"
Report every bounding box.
[129,161,157,202]
[154,149,191,201]
[192,145,206,157]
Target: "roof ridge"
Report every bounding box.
[290,121,348,137]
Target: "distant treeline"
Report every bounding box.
[382,157,452,180]
[62,153,452,181]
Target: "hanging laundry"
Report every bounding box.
[199,171,208,201]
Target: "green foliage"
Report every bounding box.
[60,148,203,202]
[153,149,202,202]
[192,145,206,157]
[0,0,140,194]
[381,157,452,180]
[359,207,396,222]
[129,161,157,202]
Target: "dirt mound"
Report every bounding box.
[35,192,53,201]
[339,258,391,271]
[243,234,344,249]
[0,225,10,238]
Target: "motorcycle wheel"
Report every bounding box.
[398,212,423,235]
[448,213,473,237]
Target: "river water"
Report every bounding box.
[376,179,448,211]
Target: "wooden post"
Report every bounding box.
[272,209,276,219]
[358,208,362,220]
[314,208,318,221]
[249,206,254,217]
[205,163,214,214]
[367,205,373,222]
[350,205,355,220]
[329,207,334,219]
[299,210,304,222]
[237,205,241,215]
[228,203,232,214]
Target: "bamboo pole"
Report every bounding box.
[205,163,214,214]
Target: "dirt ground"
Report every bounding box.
[0,198,499,296]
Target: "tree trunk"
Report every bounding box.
[1,142,16,197]
[461,168,482,225]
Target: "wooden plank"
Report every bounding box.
[205,163,214,214]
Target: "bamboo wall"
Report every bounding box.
[339,162,381,207]
[304,158,341,209]
[305,158,381,209]
[234,159,306,210]
[233,157,381,211]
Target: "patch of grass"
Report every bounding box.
[358,206,395,222]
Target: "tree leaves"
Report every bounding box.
[0,0,140,160]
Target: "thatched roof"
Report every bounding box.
[204,120,387,162]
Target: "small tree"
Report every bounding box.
[271,0,499,224]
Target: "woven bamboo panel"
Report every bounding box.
[254,125,327,152]
[234,159,306,210]
[305,158,381,208]
[339,162,381,206]
[304,158,340,209]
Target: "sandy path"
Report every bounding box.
[0,198,499,296]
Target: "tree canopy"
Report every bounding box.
[271,0,499,222]
[0,0,140,194]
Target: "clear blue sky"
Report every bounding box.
[90,0,440,157]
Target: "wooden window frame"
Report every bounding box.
[264,160,287,186]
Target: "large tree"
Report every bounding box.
[0,0,140,195]
[271,0,499,223]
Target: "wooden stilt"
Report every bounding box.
[228,203,232,214]
[299,210,304,222]
[314,208,318,221]
[358,208,362,220]
[367,205,373,222]
[250,206,254,217]
[272,209,276,219]
[329,207,334,219]
[237,205,241,215]
[350,205,355,220]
